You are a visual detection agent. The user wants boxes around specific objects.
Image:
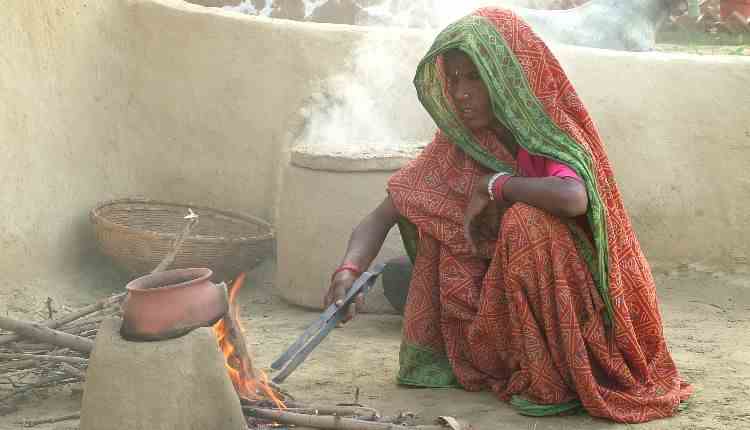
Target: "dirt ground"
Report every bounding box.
[1,260,749,430]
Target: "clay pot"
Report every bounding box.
[121,268,229,341]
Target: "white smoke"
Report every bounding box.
[224,0,537,25]
[222,0,537,153]
[296,31,434,154]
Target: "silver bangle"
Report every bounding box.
[487,172,510,201]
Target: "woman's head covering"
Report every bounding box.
[403,8,654,326]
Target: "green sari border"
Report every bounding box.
[511,396,584,417]
[397,342,461,388]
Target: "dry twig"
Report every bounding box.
[245,408,448,430]
[0,295,124,346]
[0,354,87,365]
[151,214,198,274]
[0,374,79,402]
[17,412,80,427]
[0,317,93,354]
[59,363,85,379]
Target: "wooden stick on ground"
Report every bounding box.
[17,412,80,427]
[0,317,93,354]
[0,295,124,347]
[242,400,379,419]
[0,359,36,372]
[59,362,85,379]
[282,406,380,419]
[45,298,54,320]
[244,408,447,430]
[0,374,79,402]
[0,353,87,365]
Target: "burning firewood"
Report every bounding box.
[213,273,288,408]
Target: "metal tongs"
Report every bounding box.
[270,263,385,384]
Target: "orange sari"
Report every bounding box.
[387,8,692,423]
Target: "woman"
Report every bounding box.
[323,7,691,423]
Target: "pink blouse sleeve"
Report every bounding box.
[517,148,582,182]
[544,158,582,181]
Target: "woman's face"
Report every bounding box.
[444,50,493,131]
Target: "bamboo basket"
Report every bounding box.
[90,199,274,282]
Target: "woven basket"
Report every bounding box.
[90,199,274,282]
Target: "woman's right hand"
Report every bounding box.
[324,270,364,324]
[322,196,400,324]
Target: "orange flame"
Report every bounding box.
[213,273,285,409]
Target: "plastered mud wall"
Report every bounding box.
[1,0,748,310]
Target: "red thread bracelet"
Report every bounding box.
[492,174,513,202]
[331,263,362,282]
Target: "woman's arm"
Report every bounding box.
[481,175,588,218]
[464,175,587,255]
[504,176,588,217]
[324,196,400,322]
[336,196,401,271]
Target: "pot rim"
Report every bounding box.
[125,268,214,293]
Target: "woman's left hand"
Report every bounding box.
[463,174,493,255]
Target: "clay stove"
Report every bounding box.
[80,318,246,430]
[79,270,274,430]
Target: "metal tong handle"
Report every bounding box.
[270,263,385,383]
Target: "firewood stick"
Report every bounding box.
[59,313,111,330]
[151,215,198,274]
[0,317,93,354]
[56,320,104,336]
[0,353,87,365]
[219,304,257,379]
[45,297,54,320]
[283,406,380,419]
[17,412,80,427]
[0,343,56,353]
[0,374,79,402]
[0,368,37,380]
[244,408,446,430]
[0,295,124,346]
[219,275,256,380]
[268,379,295,401]
[61,322,102,335]
[0,359,35,372]
[59,362,85,379]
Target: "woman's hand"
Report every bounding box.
[322,196,400,325]
[463,174,493,255]
[324,270,364,324]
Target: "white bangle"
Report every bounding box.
[487,172,510,201]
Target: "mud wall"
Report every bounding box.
[1,0,139,305]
